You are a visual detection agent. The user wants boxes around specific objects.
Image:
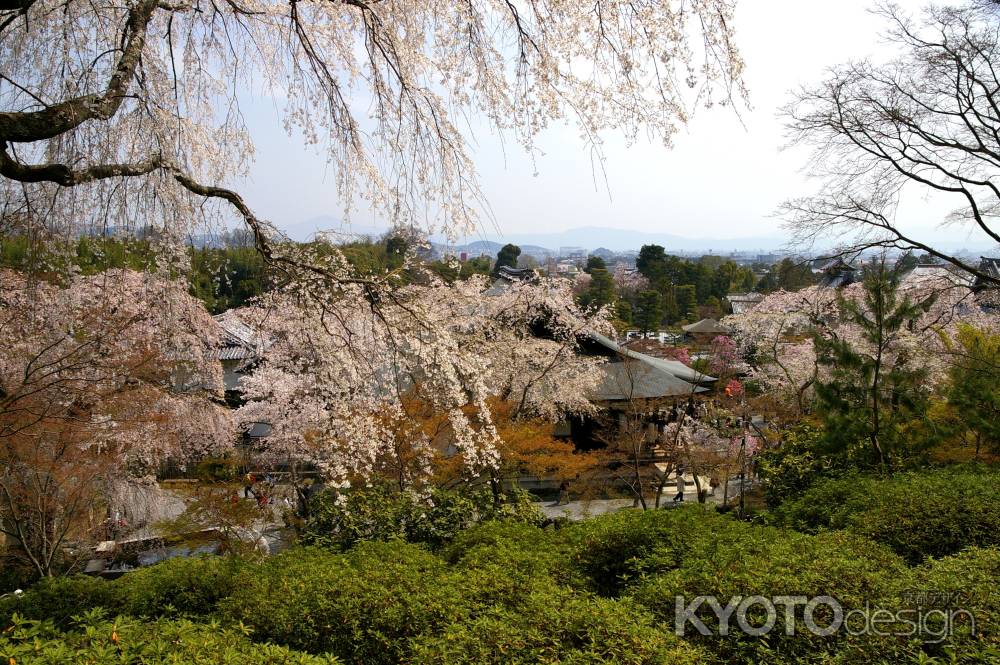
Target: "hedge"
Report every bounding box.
[0,555,243,627]
[628,511,915,663]
[768,467,1000,563]
[0,612,338,664]
[410,586,707,665]
[220,542,470,663]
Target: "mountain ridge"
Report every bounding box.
[283,217,788,253]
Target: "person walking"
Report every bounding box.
[554,480,570,506]
[672,470,686,503]
[243,472,255,499]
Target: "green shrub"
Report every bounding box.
[221,542,469,663]
[0,575,122,627]
[302,485,480,550]
[768,467,1000,563]
[443,521,583,589]
[410,586,708,665]
[0,556,34,595]
[0,611,338,664]
[192,455,240,481]
[0,555,243,627]
[901,547,1000,663]
[303,485,542,551]
[564,506,712,596]
[755,422,856,508]
[629,514,913,664]
[118,554,244,617]
[472,486,546,525]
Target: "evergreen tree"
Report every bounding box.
[494,244,521,275]
[674,285,697,322]
[635,245,667,282]
[813,262,934,468]
[635,290,663,333]
[460,256,492,279]
[615,300,633,325]
[582,268,616,311]
[385,236,408,270]
[584,255,607,274]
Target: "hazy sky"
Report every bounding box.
[236,0,994,247]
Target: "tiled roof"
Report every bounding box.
[902,264,974,288]
[681,318,730,335]
[219,345,256,361]
[214,311,269,361]
[586,331,715,387]
[976,257,1000,283]
[591,361,707,401]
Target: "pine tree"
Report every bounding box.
[813,261,934,468]
[635,290,663,334]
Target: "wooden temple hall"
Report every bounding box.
[559,331,717,450]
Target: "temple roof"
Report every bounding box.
[681,318,730,335]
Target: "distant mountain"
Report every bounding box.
[479,226,788,253]
[276,218,786,253]
[459,240,503,256]
[281,215,389,242]
[431,240,552,259]
[274,219,997,256]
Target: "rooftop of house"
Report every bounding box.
[820,257,859,273]
[726,293,764,303]
[590,360,708,402]
[483,265,539,296]
[583,331,714,402]
[215,311,269,361]
[681,318,731,335]
[975,257,1000,285]
[902,263,975,288]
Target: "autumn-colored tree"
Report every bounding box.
[0,269,232,577]
[236,274,608,505]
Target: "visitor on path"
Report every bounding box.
[243,472,256,498]
[673,470,685,503]
[554,480,570,506]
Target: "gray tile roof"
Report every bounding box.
[681,318,730,335]
[592,360,708,401]
[586,330,715,384]
[215,311,269,362]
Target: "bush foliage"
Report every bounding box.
[4,474,1000,664]
[0,611,337,664]
[768,466,1000,563]
[301,485,543,551]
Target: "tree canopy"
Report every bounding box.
[0,0,744,257]
[782,1,1000,286]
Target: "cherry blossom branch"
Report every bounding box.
[0,0,158,142]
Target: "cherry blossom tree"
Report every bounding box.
[723,286,837,412]
[234,268,609,497]
[0,268,232,576]
[1,0,751,537]
[0,0,745,252]
[725,270,1000,416]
